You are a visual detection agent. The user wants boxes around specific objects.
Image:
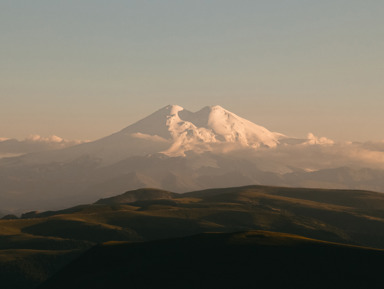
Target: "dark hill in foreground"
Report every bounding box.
[3,185,384,288]
[39,231,384,289]
[15,185,384,248]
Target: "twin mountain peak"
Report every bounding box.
[14,105,289,167]
[111,104,285,157]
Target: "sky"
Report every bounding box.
[1,0,383,142]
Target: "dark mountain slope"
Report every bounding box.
[0,249,84,289]
[39,231,384,289]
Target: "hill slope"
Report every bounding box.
[39,231,384,289]
[2,185,384,248]
[3,185,384,288]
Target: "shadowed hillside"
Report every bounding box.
[0,249,85,289]
[39,231,384,289]
[3,185,384,288]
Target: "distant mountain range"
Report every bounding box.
[1,105,384,212]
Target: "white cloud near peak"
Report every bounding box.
[303,133,335,146]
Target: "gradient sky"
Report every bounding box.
[1,1,383,142]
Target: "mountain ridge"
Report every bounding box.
[117,104,285,156]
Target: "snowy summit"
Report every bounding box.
[120,105,285,156]
[15,105,287,166]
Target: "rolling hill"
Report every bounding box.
[2,185,384,288]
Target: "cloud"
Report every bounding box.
[303,133,334,146]
[26,134,64,143]
[131,132,169,143]
[0,153,23,159]
[24,134,87,145]
[120,130,384,171]
[0,135,88,158]
[216,137,384,174]
[337,142,384,167]
[359,140,384,152]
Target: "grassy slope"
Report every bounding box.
[39,230,384,289]
[21,185,384,247]
[0,220,92,289]
[3,185,384,288]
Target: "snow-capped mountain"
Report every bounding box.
[121,104,285,156]
[1,104,384,213]
[19,105,285,164]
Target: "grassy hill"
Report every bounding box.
[7,185,384,247]
[2,185,384,288]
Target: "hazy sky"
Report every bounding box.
[1,1,383,141]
